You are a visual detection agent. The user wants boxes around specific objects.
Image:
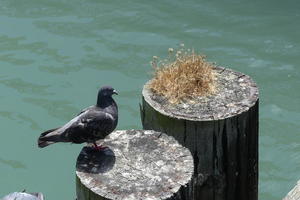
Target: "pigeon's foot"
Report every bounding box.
[93,142,107,151]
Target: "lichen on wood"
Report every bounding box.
[76,130,194,200]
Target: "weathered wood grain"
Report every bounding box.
[76,130,194,200]
[141,66,259,200]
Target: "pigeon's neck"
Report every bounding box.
[96,96,116,110]
[97,96,118,122]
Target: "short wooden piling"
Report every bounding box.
[76,130,194,200]
[140,66,259,200]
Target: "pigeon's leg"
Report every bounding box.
[93,142,107,151]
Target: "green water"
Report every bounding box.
[0,0,299,199]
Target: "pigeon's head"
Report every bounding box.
[98,86,118,97]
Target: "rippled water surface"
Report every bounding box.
[0,0,299,199]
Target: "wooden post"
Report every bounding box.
[283,180,300,200]
[140,66,259,200]
[76,130,194,200]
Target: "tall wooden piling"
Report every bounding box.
[140,67,259,200]
[76,130,194,200]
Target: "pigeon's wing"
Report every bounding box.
[38,106,102,147]
[62,108,115,143]
[76,105,95,116]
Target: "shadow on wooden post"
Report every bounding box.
[140,67,259,200]
[76,130,194,200]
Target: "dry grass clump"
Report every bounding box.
[148,45,217,104]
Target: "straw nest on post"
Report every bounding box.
[149,46,217,104]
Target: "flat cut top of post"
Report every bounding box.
[76,130,193,200]
[143,66,259,121]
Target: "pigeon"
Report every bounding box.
[38,86,118,149]
[1,191,44,200]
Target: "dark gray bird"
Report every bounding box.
[1,191,44,200]
[38,86,118,149]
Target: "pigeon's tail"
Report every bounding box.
[38,128,64,148]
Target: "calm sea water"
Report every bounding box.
[0,0,299,199]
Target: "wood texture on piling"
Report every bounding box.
[140,67,259,200]
[76,130,194,200]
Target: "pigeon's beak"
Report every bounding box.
[113,89,118,95]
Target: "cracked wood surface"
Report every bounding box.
[76,130,194,200]
[141,67,259,200]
